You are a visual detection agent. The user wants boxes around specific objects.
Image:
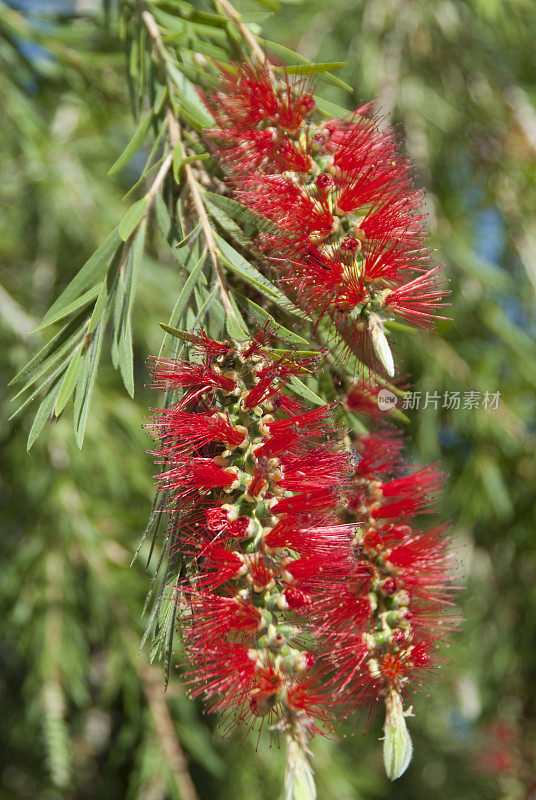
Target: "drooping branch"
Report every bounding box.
[140,6,236,318]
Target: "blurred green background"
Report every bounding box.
[1,0,535,798]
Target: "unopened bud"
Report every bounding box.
[383,690,413,781]
[368,313,395,377]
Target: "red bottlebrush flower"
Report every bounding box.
[279,447,350,492]
[155,457,237,502]
[148,336,456,783]
[207,62,448,377]
[313,420,457,766]
[203,62,316,133]
[382,266,449,329]
[344,375,408,421]
[148,331,354,742]
[282,587,313,610]
[149,357,237,394]
[185,593,264,644]
[379,465,442,506]
[356,640,437,702]
[205,507,252,538]
[345,430,442,521]
[353,430,405,479]
[150,410,247,455]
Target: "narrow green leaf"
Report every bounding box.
[27,384,62,451]
[193,285,219,327]
[74,320,106,448]
[88,279,109,334]
[173,223,201,251]
[344,410,369,435]
[160,251,206,350]
[204,196,253,248]
[118,197,148,241]
[234,293,309,345]
[37,228,121,329]
[204,192,275,232]
[162,30,188,44]
[314,95,350,118]
[265,40,351,92]
[172,140,183,183]
[118,319,134,397]
[215,234,308,319]
[160,278,219,344]
[113,261,128,363]
[153,5,228,32]
[108,108,153,175]
[318,369,338,403]
[121,115,168,203]
[182,153,209,165]
[9,315,83,386]
[155,194,175,240]
[154,195,187,248]
[183,39,229,62]
[122,154,166,202]
[270,349,318,360]
[73,347,92,430]
[54,347,83,416]
[155,196,203,269]
[112,223,145,392]
[288,376,325,406]
[159,324,195,342]
[34,283,101,332]
[10,355,71,422]
[128,221,147,317]
[165,62,214,128]
[281,61,347,76]
[153,84,167,114]
[11,324,87,402]
[226,295,249,340]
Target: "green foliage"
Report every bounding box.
[2,0,536,799]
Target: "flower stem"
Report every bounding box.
[216,0,267,64]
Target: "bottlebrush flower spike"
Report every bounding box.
[205,61,449,376]
[147,331,354,776]
[331,427,456,778]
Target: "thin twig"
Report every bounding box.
[140,6,236,318]
[137,659,201,800]
[146,149,174,205]
[216,0,266,64]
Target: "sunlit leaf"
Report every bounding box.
[108,108,153,175]
[36,228,121,330]
[27,384,62,451]
[118,197,148,241]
